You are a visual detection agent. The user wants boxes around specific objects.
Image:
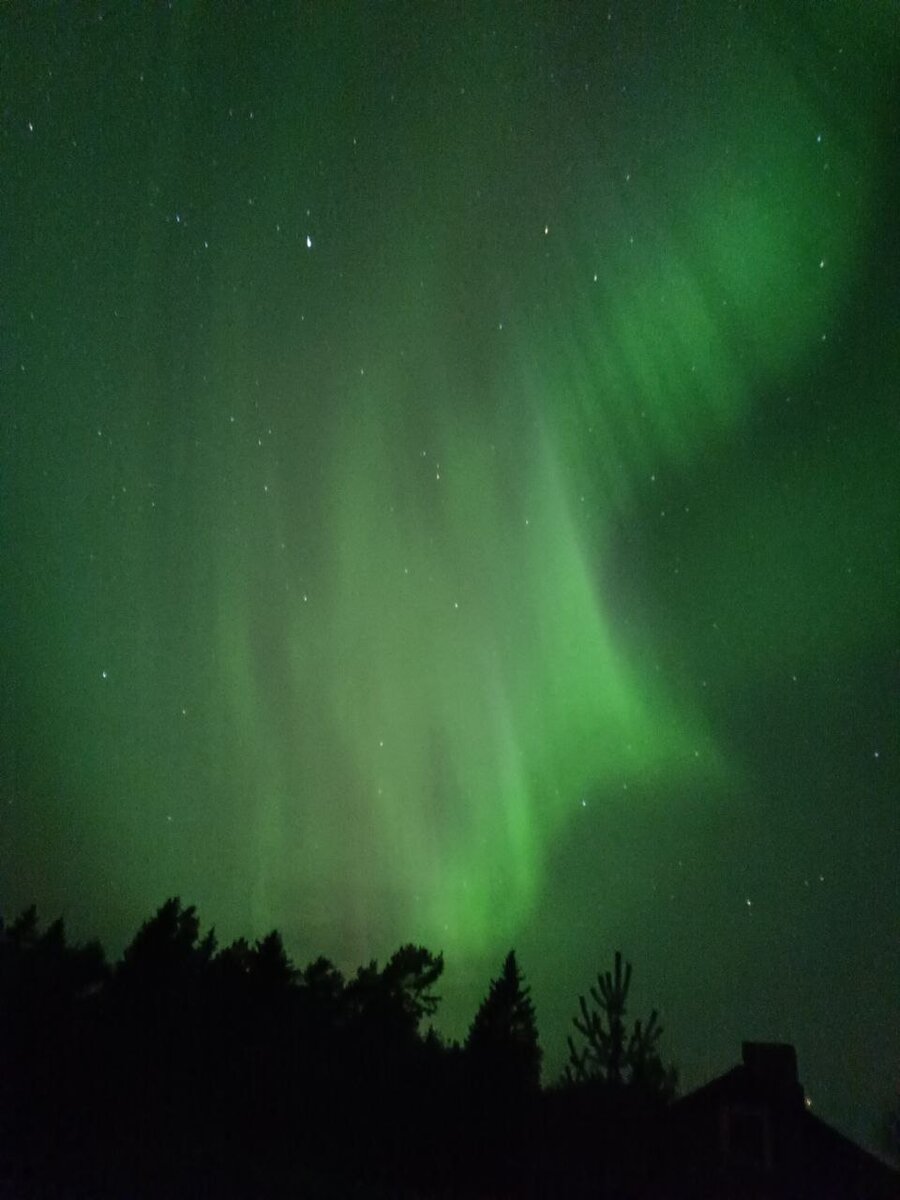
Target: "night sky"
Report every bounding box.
[2,1,897,1150]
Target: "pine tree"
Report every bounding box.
[466,950,541,1093]
[565,950,676,1099]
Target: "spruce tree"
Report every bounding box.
[466,950,541,1093]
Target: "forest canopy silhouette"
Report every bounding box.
[0,899,676,1198]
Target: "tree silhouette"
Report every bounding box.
[381,943,443,1028]
[565,950,676,1099]
[0,908,107,999]
[347,943,444,1038]
[466,950,541,1094]
[1,897,701,1196]
[250,929,295,991]
[298,954,345,1031]
[300,954,345,1001]
[0,907,111,1197]
[117,896,215,994]
[213,935,255,981]
[5,903,39,947]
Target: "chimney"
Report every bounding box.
[742,1042,801,1094]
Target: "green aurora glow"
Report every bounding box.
[2,0,897,1146]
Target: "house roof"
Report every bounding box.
[659,1043,899,1200]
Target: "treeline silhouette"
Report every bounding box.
[0,900,676,1198]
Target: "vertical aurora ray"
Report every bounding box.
[212,8,887,957]
[303,393,726,954]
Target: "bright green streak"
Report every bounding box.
[211,17,875,955]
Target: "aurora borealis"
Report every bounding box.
[2,0,897,1150]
